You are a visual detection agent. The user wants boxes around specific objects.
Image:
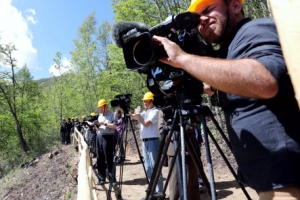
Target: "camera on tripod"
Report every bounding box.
[110,93,132,113]
[117,12,214,111]
[122,12,205,73]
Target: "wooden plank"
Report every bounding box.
[269,0,300,109]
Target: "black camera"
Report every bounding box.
[110,93,132,113]
[93,120,100,127]
[116,12,215,120]
[121,12,202,73]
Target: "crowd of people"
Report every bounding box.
[60,92,206,199]
[60,100,125,187]
[60,117,79,145]
[60,0,300,199]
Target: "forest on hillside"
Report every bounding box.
[0,0,272,178]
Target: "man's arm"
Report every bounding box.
[129,113,152,127]
[152,36,278,99]
[88,120,117,129]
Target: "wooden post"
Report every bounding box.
[269,0,300,109]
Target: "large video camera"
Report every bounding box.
[121,12,205,73]
[110,93,132,114]
[113,12,214,117]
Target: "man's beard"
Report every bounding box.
[201,16,228,44]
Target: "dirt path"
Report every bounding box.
[0,144,259,200]
[94,154,259,200]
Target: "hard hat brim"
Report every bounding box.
[188,0,244,12]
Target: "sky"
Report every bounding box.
[0,0,114,80]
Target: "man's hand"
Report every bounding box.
[152,35,187,69]
[203,82,215,96]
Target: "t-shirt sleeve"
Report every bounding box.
[229,18,292,97]
[147,110,159,124]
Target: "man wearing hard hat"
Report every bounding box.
[86,99,117,187]
[130,92,164,196]
[153,0,300,199]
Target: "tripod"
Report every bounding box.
[107,112,149,200]
[143,104,252,200]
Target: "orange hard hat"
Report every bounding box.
[188,0,244,13]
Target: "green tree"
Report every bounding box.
[0,41,29,152]
[71,12,101,111]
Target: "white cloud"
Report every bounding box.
[26,16,37,24]
[49,57,73,77]
[0,0,39,69]
[26,8,36,16]
[25,8,37,24]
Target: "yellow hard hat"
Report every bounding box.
[91,112,97,117]
[188,0,244,12]
[98,99,108,107]
[72,117,75,120]
[142,92,154,100]
[62,118,66,121]
[82,115,86,119]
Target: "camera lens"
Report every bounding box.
[133,39,154,65]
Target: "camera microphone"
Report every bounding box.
[111,21,149,48]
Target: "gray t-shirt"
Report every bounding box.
[97,111,115,135]
[218,18,300,192]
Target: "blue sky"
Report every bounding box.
[0,0,114,80]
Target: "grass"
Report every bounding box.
[65,192,71,199]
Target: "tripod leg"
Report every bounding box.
[144,110,180,200]
[206,127,252,200]
[184,133,213,196]
[144,126,169,199]
[173,130,184,199]
[163,133,181,194]
[201,114,217,200]
[203,106,231,149]
[116,117,130,198]
[127,116,150,183]
[178,109,188,200]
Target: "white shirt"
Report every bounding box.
[140,107,160,139]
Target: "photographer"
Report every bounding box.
[66,118,73,145]
[129,92,163,195]
[60,118,68,144]
[90,112,98,153]
[74,117,81,132]
[153,0,300,198]
[113,109,125,164]
[87,99,117,186]
[81,115,89,142]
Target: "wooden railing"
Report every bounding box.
[72,128,97,200]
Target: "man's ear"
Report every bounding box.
[229,0,242,14]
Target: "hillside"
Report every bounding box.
[0,138,259,200]
[0,144,78,200]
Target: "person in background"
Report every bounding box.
[74,117,81,132]
[129,92,163,195]
[60,118,68,145]
[66,118,73,145]
[113,109,125,164]
[87,99,117,186]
